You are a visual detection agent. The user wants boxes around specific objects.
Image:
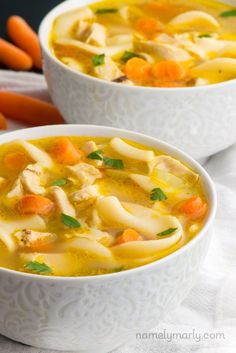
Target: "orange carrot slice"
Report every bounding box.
[0,113,7,130]
[0,38,33,70]
[50,137,83,165]
[116,228,143,245]
[7,16,42,69]
[180,196,208,220]
[4,152,28,171]
[0,91,64,125]
[18,195,54,215]
[152,61,186,81]
[135,16,163,38]
[125,57,151,82]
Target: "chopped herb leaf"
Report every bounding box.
[219,9,236,17]
[150,188,167,201]
[96,8,118,14]
[87,149,104,160]
[51,178,68,186]
[157,227,178,237]
[103,157,124,169]
[92,54,105,66]
[61,213,81,228]
[121,51,141,62]
[198,33,211,38]
[87,149,124,169]
[24,261,52,274]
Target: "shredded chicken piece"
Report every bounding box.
[82,141,103,167]
[82,140,98,155]
[85,22,107,47]
[75,20,90,40]
[70,185,100,202]
[50,186,76,217]
[14,229,57,248]
[94,57,124,81]
[21,163,45,195]
[67,162,102,186]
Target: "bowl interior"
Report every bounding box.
[39,0,236,91]
[0,124,217,281]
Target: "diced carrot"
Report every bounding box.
[7,16,42,69]
[18,195,54,216]
[116,228,143,245]
[50,137,83,165]
[125,57,152,82]
[0,91,64,126]
[4,152,28,171]
[0,113,7,130]
[0,38,33,70]
[135,16,163,38]
[152,61,186,81]
[180,196,208,220]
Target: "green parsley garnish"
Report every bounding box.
[24,261,52,274]
[92,53,105,66]
[87,150,104,160]
[157,227,178,237]
[87,150,124,169]
[150,188,167,201]
[198,33,211,38]
[51,178,68,186]
[61,213,81,228]
[103,157,124,169]
[219,9,236,17]
[96,8,118,14]
[121,51,141,62]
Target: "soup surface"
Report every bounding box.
[51,0,236,87]
[0,136,208,276]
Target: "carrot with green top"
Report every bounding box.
[4,152,28,171]
[0,91,64,125]
[116,229,143,245]
[7,16,42,69]
[50,137,83,165]
[125,57,151,82]
[0,38,33,70]
[18,195,54,215]
[180,196,208,220]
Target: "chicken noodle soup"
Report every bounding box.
[50,0,236,87]
[0,136,208,276]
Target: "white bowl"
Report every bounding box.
[39,0,236,161]
[0,124,216,352]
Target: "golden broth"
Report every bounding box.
[0,136,207,276]
[50,0,236,87]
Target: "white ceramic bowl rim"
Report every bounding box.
[0,125,217,282]
[38,0,236,92]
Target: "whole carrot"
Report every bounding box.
[7,16,42,69]
[0,38,33,70]
[0,91,64,126]
[0,113,7,130]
